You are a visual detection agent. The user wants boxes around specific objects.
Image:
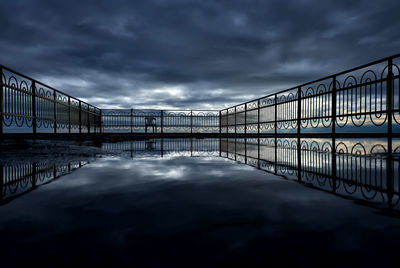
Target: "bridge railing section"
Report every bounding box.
[0,65,101,134]
[101,109,220,133]
[220,54,400,138]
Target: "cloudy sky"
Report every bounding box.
[0,0,399,110]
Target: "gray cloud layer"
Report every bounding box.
[0,0,399,109]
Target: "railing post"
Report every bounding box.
[274,94,277,173]
[387,58,394,209]
[226,110,228,134]
[0,165,3,201]
[78,101,82,134]
[234,138,237,160]
[234,107,237,134]
[31,162,37,188]
[244,103,247,164]
[190,110,193,134]
[53,165,57,180]
[219,137,222,157]
[219,110,222,134]
[32,81,37,135]
[68,97,71,134]
[258,99,261,166]
[53,91,57,134]
[332,76,337,193]
[387,58,393,156]
[87,105,90,134]
[297,87,301,182]
[99,109,102,134]
[257,137,260,169]
[244,104,247,135]
[274,94,277,135]
[130,109,133,134]
[161,110,164,134]
[0,66,3,135]
[257,100,260,135]
[190,137,193,156]
[161,138,164,157]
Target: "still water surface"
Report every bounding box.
[0,138,399,267]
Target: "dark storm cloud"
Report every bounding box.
[0,0,399,109]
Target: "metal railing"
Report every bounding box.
[1,53,399,137]
[220,53,400,140]
[101,109,220,133]
[0,65,101,134]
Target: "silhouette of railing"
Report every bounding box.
[101,109,220,133]
[220,54,400,140]
[1,54,400,136]
[220,138,400,211]
[102,138,220,157]
[2,138,399,213]
[0,160,90,206]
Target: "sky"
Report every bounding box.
[0,0,399,110]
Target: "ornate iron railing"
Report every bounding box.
[1,54,400,136]
[0,65,102,134]
[101,109,220,133]
[220,54,400,140]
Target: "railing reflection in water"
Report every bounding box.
[101,138,220,157]
[220,138,400,211]
[0,160,90,205]
[2,138,400,213]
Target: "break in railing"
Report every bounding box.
[0,65,102,134]
[220,54,400,141]
[101,109,220,133]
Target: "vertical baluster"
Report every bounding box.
[244,104,247,164]
[219,111,222,134]
[387,58,394,208]
[79,101,82,134]
[274,94,277,173]
[332,76,337,193]
[32,80,36,135]
[68,97,71,134]
[258,99,260,169]
[161,110,164,134]
[190,110,193,134]
[31,162,37,188]
[0,165,3,201]
[0,66,3,135]
[87,105,90,134]
[297,87,302,182]
[130,109,133,134]
[53,91,57,134]
[234,107,237,134]
[257,99,260,135]
[244,103,247,135]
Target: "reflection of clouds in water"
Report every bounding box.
[47,156,255,192]
[1,149,400,265]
